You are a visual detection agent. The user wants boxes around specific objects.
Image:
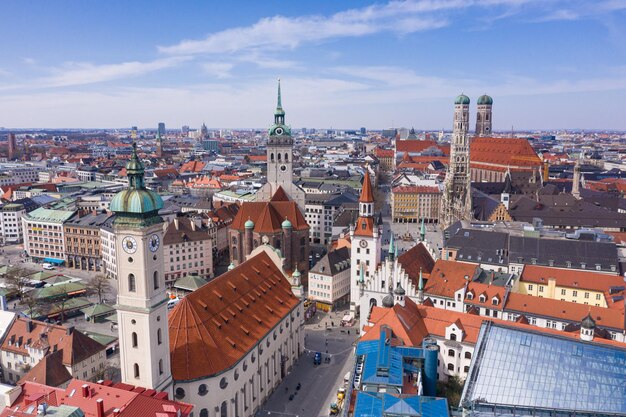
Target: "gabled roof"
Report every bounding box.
[470,137,542,168]
[520,264,625,293]
[168,250,300,381]
[396,140,445,155]
[270,186,290,202]
[397,242,435,279]
[423,260,478,299]
[19,349,72,387]
[231,201,308,232]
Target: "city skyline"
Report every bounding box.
[1,0,625,129]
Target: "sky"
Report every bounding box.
[0,0,625,130]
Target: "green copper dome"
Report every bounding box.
[245,219,255,229]
[455,94,470,105]
[477,94,493,105]
[268,79,292,137]
[282,218,292,228]
[110,143,164,220]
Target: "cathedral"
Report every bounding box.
[256,80,306,211]
[439,94,474,229]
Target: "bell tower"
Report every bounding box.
[475,94,493,136]
[110,143,172,394]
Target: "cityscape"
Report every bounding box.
[0,2,626,417]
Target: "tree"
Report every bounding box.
[4,267,29,301]
[41,286,73,324]
[436,375,464,408]
[86,275,111,304]
[21,293,43,319]
[94,364,122,383]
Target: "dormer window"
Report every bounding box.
[479,294,486,303]
[566,261,572,268]
[492,297,499,306]
[466,293,474,300]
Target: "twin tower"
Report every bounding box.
[475,94,493,137]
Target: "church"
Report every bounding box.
[110,143,305,417]
[255,80,306,211]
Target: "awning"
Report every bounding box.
[43,258,64,265]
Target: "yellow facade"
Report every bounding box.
[517,279,606,307]
[391,189,440,223]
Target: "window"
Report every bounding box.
[220,377,228,389]
[132,332,138,348]
[153,271,159,290]
[464,366,470,373]
[528,285,533,291]
[449,333,457,341]
[464,352,471,359]
[221,401,228,417]
[128,274,136,292]
[448,349,455,357]
[157,329,162,345]
[133,363,140,379]
[159,359,163,375]
[584,292,589,299]
[573,290,578,297]
[447,363,454,371]
[538,286,544,293]
[561,289,566,296]
[198,384,208,396]
[596,294,601,300]
[200,410,209,417]
[175,387,185,399]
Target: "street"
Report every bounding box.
[259,309,357,417]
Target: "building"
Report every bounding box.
[109,143,173,395]
[440,95,472,229]
[391,185,442,223]
[100,215,117,280]
[22,207,76,265]
[0,379,193,417]
[305,191,359,245]
[157,122,166,136]
[7,133,16,161]
[374,148,394,171]
[229,187,310,279]
[308,247,351,310]
[474,94,493,136]
[156,131,164,158]
[470,137,542,185]
[461,322,626,416]
[256,80,306,210]
[350,170,382,317]
[0,201,33,244]
[163,216,213,286]
[167,247,304,417]
[0,318,106,384]
[64,210,111,272]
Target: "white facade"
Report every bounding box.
[0,204,26,244]
[309,264,350,306]
[114,219,173,394]
[100,225,117,280]
[22,209,75,262]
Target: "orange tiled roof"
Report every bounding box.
[396,140,445,154]
[470,137,542,168]
[374,148,394,158]
[353,216,376,237]
[247,155,267,162]
[270,186,290,202]
[392,186,440,194]
[423,260,478,299]
[520,265,625,293]
[231,201,308,232]
[397,242,435,279]
[359,170,374,203]
[168,250,300,380]
[179,160,206,173]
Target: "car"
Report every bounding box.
[42,263,55,270]
[314,352,322,365]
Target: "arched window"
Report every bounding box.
[450,333,457,341]
[232,246,238,261]
[200,410,209,417]
[159,359,163,375]
[284,153,289,162]
[275,239,281,250]
[153,271,159,290]
[128,274,136,292]
[464,351,471,359]
[220,401,228,417]
[270,153,275,162]
[447,363,454,371]
[132,332,138,348]
[448,349,455,357]
[157,328,162,345]
[134,363,140,378]
[277,153,281,161]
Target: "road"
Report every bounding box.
[259,309,357,417]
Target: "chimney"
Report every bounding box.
[96,398,104,417]
[113,409,121,417]
[81,384,89,398]
[66,326,74,336]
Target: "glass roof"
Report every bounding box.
[462,323,626,415]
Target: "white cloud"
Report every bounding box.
[202,62,234,79]
[39,56,191,87]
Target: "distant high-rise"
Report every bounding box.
[7,133,16,160]
[181,125,190,136]
[360,127,366,135]
[130,126,138,139]
[157,122,166,137]
[475,94,493,136]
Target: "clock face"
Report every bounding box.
[280,165,287,172]
[122,236,138,254]
[149,234,160,252]
[275,127,284,135]
[359,240,368,248]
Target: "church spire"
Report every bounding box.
[274,78,285,125]
[417,267,424,304]
[420,218,426,242]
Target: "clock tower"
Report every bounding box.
[349,169,381,317]
[110,143,172,394]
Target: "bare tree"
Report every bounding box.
[21,293,43,319]
[42,286,72,323]
[4,267,29,301]
[86,275,111,304]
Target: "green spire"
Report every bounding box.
[418,267,424,291]
[359,264,364,283]
[420,218,426,242]
[388,234,395,257]
[277,78,282,110]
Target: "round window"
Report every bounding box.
[220,377,228,389]
[128,257,133,263]
[131,319,136,325]
[198,384,208,396]
[175,387,185,399]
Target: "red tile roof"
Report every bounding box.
[520,265,625,293]
[18,349,72,387]
[392,186,440,194]
[270,186,290,202]
[179,160,206,173]
[374,148,394,158]
[423,260,478,299]
[397,242,435,280]
[231,201,308,233]
[168,250,300,381]
[396,140,445,155]
[353,216,376,237]
[470,137,542,168]
[359,170,374,203]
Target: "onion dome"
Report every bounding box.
[477,94,493,105]
[228,262,235,271]
[282,218,292,229]
[245,219,255,229]
[382,293,394,308]
[394,282,406,296]
[581,313,596,329]
[455,94,470,105]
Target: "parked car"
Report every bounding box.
[314,352,322,365]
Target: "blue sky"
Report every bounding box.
[0,0,625,130]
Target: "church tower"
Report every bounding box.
[257,79,305,210]
[475,94,493,136]
[110,143,172,394]
[349,169,381,317]
[155,131,163,158]
[440,94,473,229]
